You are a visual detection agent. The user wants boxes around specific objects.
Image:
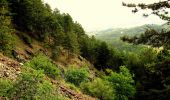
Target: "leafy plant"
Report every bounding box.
[25,54,60,79]
[65,67,89,86]
[81,78,115,100]
[8,67,59,99]
[107,66,136,100]
[0,78,13,97]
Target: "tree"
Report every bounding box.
[122,1,170,49]
[8,0,53,40]
[81,78,115,100]
[62,14,73,33]
[0,0,15,55]
[79,36,99,64]
[95,42,110,70]
[107,66,136,100]
[122,1,170,99]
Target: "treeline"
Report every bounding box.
[0,0,123,70]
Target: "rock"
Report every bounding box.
[78,56,83,61]
[16,71,21,75]
[5,67,9,70]
[15,67,20,71]
[0,55,21,80]
[19,63,24,66]
[4,71,10,77]
[25,48,34,56]
[12,50,18,58]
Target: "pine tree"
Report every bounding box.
[122,1,170,49]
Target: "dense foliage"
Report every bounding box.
[0,67,63,100]
[25,54,60,79]
[65,67,89,86]
[81,66,135,100]
[107,66,136,100]
[121,1,170,99]
[0,0,15,55]
[81,78,115,100]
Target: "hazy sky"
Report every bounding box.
[44,0,167,32]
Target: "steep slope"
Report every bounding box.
[0,53,97,100]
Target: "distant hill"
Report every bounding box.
[89,24,169,52]
[93,24,165,40]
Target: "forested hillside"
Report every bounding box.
[93,24,170,52]
[0,0,170,100]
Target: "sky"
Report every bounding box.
[44,0,167,32]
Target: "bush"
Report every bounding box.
[65,67,89,86]
[81,78,115,100]
[0,78,13,97]
[51,46,61,60]
[107,66,136,100]
[0,27,15,56]
[25,54,60,79]
[8,67,58,99]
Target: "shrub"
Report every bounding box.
[35,81,58,99]
[81,78,115,100]
[65,67,89,86]
[8,67,58,99]
[51,46,61,60]
[0,78,13,97]
[107,66,136,100]
[25,54,60,79]
[0,27,16,56]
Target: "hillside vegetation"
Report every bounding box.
[0,0,170,100]
[93,24,170,52]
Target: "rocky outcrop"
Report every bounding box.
[0,54,21,80]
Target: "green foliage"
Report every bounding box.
[51,46,61,60]
[79,36,123,70]
[9,0,53,40]
[81,78,115,100]
[79,36,99,63]
[35,81,58,100]
[123,1,170,49]
[107,66,136,100]
[139,48,157,65]
[0,78,13,97]
[7,67,59,99]
[0,0,16,56]
[123,0,170,21]
[107,48,123,70]
[95,25,160,52]
[65,67,89,86]
[0,27,15,55]
[63,32,80,54]
[9,68,44,99]
[95,42,110,69]
[25,54,60,79]
[123,52,141,69]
